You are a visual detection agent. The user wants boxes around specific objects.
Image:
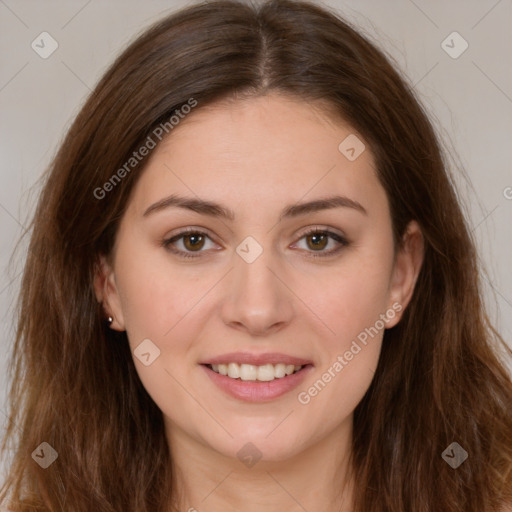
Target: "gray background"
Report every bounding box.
[1,0,511,479]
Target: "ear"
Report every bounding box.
[385,220,424,328]
[93,253,126,331]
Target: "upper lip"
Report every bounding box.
[201,352,313,367]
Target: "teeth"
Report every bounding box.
[274,363,286,378]
[257,364,276,381]
[227,363,240,379]
[209,362,304,381]
[240,364,258,381]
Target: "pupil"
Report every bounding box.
[309,233,326,250]
[186,234,203,250]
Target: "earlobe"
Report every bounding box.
[93,253,126,331]
[386,220,424,328]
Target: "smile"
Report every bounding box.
[207,362,303,381]
[201,362,313,402]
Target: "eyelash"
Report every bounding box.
[161,227,349,260]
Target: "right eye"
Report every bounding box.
[162,228,220,259]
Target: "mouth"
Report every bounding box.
[200,357,314,402]
[204,362,307,381]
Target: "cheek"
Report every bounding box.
[295,270,391,428]
[295,335,381,450]
[316,260,394,351]
[117,268,202,428]
[115,243,205,341]
[113,251,216,402]
[296,252,393,414]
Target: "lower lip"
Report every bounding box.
[201,364,314,402]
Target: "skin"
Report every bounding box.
[94,93,424,512]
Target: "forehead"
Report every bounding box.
[126,93,387,221]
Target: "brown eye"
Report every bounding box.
[182,233,205,251]
[305,232,329,251]
[162,229,218,259]
[293,228,349,258]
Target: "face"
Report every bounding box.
[95,93,422,463]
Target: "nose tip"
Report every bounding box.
[221,246,294,337]
[227,317,287,337]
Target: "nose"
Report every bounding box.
[220,243,294,337]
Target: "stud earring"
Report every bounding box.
[107,316,113,326]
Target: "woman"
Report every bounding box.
[1,1,511,511]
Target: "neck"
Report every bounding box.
[165,417,355,512]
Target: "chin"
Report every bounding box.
[207,425,308,464]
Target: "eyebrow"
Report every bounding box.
[143,193,367,220]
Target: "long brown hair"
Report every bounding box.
[2,1,511,510]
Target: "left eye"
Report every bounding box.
[162,228,348,259]
[292,228,348,257]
